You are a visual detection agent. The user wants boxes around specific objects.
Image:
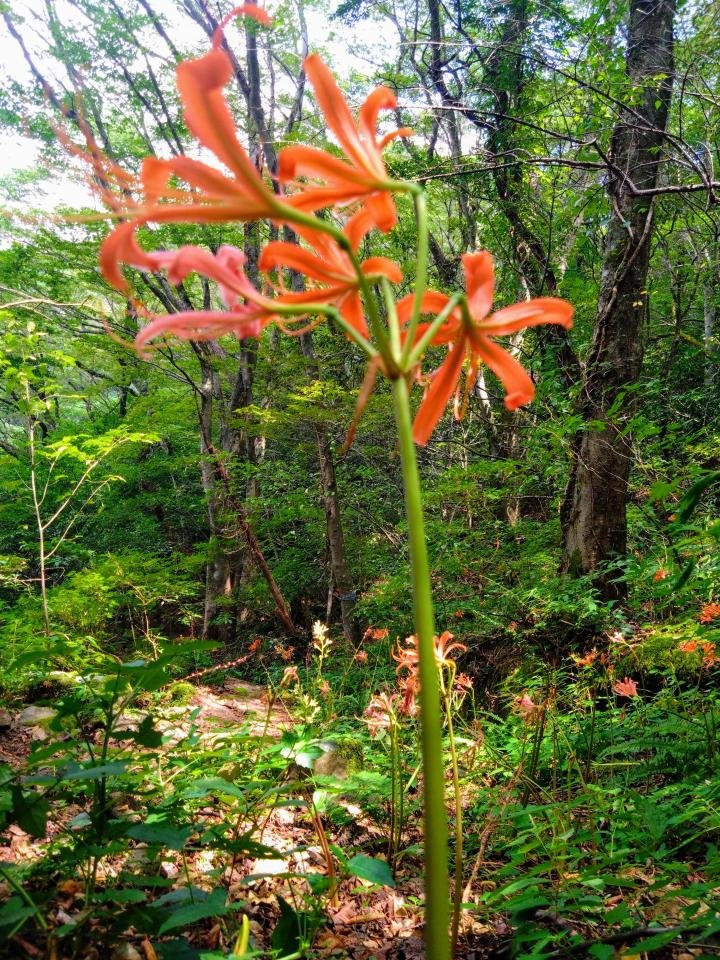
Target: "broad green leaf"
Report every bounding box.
[347,854,395,888]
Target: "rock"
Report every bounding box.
[18,706,57,726]
[251,858,288,876]
[159,860,179,879]
[0,710,12,729]
[111,945,142,960]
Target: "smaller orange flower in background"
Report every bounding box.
[353,650,369,664]
[699,602,720,624]
[679,639,699,653]
[362,692,398,737]
[363,627,389,642]
[393,631,467,672]
[653,568,669,582]
[572,649,598,668]
[280,665,300,688]
[397,673,420,717]
[613,677,638,698]
[701,641,718,668]
[514,692,538,718]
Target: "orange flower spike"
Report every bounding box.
[699,602,720,624]
[277,54,411,231]
[399,251,574,445]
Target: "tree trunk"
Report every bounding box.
[561,0,676,597]
[484,0,579,385]
[197,355,236,642]
[299,330,362,646]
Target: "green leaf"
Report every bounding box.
[588,944,615,960]
[11,787,48,838]
[180,777,247,800]
[630,929,681,953]
[347,854,395,887]
[157,888,230,935]
[0,896,37,932]
[271,895,302,955]
[675,472,720,523]
[95,888,147,904]
[117,715,163,748]
[127,818,193,851]
[60,761,128,781]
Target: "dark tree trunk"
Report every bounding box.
[561,0,676,597]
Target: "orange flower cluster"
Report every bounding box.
[393,631,469,715]
[362,692,399,737]
[699,602,720,624]
[679,638,719,667]
[83,4,574,445]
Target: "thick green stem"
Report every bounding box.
[391,375,450,960]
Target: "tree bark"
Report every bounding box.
[299,331,362,646]
[483,0,579,384]
[561,0,676,597]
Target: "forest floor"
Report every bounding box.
[3,674,718,960]
[0,680,505,959]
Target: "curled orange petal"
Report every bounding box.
[462,252,494,320]
[482,298,574,335]
[361,257,403,283]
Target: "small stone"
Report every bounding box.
[19,706,57,726]
[111,945,142,960]
[251,858,288,876]
[159,861,179,879]
[0,710,12,729]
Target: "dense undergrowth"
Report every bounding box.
[1,472,719,957]
[0,368,719,958]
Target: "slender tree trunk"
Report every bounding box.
[197,356,236,642]
[561,0,676,597]
[704,243,717,389]
[484,0,579,385]
[299,331,362,646]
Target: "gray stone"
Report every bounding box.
[18,706,57,726]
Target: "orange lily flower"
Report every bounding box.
[131,244,280,350]
[393,631,467,672]
[613,677,638,698]
[699,602,720,624]
[98,5,296,293]
[259,220,402,336]
[277,54,411,233]
[398,252,574,445]
[362,692,399,737]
